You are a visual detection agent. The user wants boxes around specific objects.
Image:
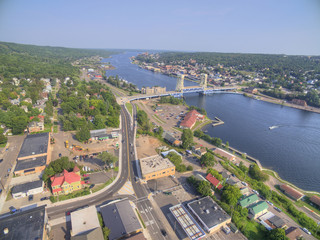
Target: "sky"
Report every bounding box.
[0,0,320,55]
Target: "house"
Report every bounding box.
[285,227,303,240]
[70,205,104,239]
[100,200,143,240]
[206,173,223,190]
[248,201,269,219]
[10,99,20,105]
[50,166,84,195]
[187,196,231,234]
[192,144,206,156]
[162,131,179,146]
[310,195,320,207]
[280,184,304,201]
[212,148,235,161]
[239,194,259,208]
[266,215,286,229]
[244,87,258,94]
[139,155,175,180]
[0,205,49,240]
[11,180,44,199]
[23,98,33,104]
[240,187,250,196]
[180,109,204,129]
[28,121,44,133]
[291,99,307,107]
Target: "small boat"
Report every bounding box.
[269,125,279,130]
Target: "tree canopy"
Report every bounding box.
[181,128,193,149]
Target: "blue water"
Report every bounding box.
[103,52,320,192]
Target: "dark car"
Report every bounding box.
[89,184,95,189]
[40,197,48,201]
[59,153,62,157]
[9,206,17,213]
[161,229,167,236]
[0,158,3,163]
[28,195,33,201]
[0,189,2,194]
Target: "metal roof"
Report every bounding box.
[14,156,47,172]
[11,180,43,194]
[18,133,49,158]
[239,194,259,208]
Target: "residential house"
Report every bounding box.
[212,148,235,161]
[21,105,28,113]
[206,173,223,190]
[11,180,43,199]
[248,201,269,219]
[23,98,33,104]
[10,99,20,105]
[28,121,44,133]
[239,194,259,208]
[240,187,250,196]
[50,167,84,195]
[162,131,180,146]
[285,227,303,240]
[244,87,258,94]
[280,184,304,201]
[310,195,320,207]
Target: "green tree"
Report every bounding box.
[268,228,288,240]
[99,151,118,167]
[200,152,215,167]
[187,165,193,171]
[75,124,90,142]
[0,128,7,145]
[12,116,28,134]
[93,115,105,129]
[207,168,223,181]
[102,227,110,240]
[221,184,242,207]
[249,164,269,182]
[197,180,212,196]
[181,128,193,149]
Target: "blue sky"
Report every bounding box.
[0,0,319,55]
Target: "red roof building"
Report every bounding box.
[310,195,320,207]
[280,184,304,201]
[29,115,45,121]
[180,110,204,129]
[206,173,222,189]
[50,167,83,195]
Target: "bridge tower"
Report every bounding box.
[200,73,208,88]
[176,74,185,92]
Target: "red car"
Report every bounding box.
[85,181,90,184]
[83,174,89,177]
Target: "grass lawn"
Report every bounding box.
[239,220,266,240]
[125,102,133,117]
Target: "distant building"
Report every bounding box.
[139,155,175,180]
[0,205,49,240]
[162,131,181,146]
[180,110,204,129]
[291,99,307,107]
[310,195,320,207]
[50,166,83,195]
[192,144,206,156]
[244,87,258,94]
[28,121,44,133]
[187,196,231,234]
[239,194,259,208]
[11,180,43,199]
[14,156,47,176]
[141,86,166,95]
[100,200,143,240]
[248,201,269,219]
[70,205,104,239]
[89,129,109,141]
[279,184,304,201]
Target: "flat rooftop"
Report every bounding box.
[139,155,174,175]
[170,204,205,240]
[187,196,231,231]
[18,132,49,158]
[14,156,47,172]
[100,200,142,240]
[0,205,46,240]
[12,180,43,194]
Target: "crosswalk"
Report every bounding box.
[118,181,135,195]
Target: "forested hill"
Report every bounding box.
[0,41,116,81]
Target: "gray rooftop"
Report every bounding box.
[0,205,46,240]
[187,196,231,231]
[90,129,107,138]
[100,200,142,240]
[268,215,285,228]
[14,156,47,172]
[18,132,49,158]
[12,180,43,194]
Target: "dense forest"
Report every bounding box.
[0,41,116,81]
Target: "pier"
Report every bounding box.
[212,117,224,127]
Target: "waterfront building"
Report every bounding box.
[279,184,304,201]
[248,201,269,219]
[310,195,320,207]
[139,155,175,180]
[180,110,204,129]
[212,148,235,161]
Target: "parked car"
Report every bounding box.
[0,158,3,163]
[28,195,33,201]
[40,197,48,201]
[160,229,167,236]
[7,168,11,173]
[241,181,248,186]
[302,228,312,235]
[9,206,17,213]
[0,189,2,194]
[274,207,282,212]
[89,184,95,189]
[222,226,231,235]
[59,153,62,157]
[85,181,90,184]
[266,201,273,206]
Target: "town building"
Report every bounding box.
[139,155,175,180]
[192,144,207,156]
[169,204,206,240]
[141,86,166,95]
[279,185,304,201]
[239,194,259,208]
[291,99,307,107]
[240,187,250,196]
[89,129,109,141]
[14,155,47,176]
[100,200,142,240]
[206,173,223,190]
[28,121,44,133]
[50,166,83,195]
[244,87,258,94]
[187,196,231,234]
[285,227,303,240]
[70,205,104,239]
[212,148,235,161]
[11,180,43,199]
[259,212,286,230]
[310,195,320,207]
[162,131,181,146]
[248,201,269,219]
[180,110,204,129]
[0,205,49,240]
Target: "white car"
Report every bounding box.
[241,181,248,186]
[266,201,274,206]
[302,228,311,235]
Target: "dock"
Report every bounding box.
[212,117,224,127]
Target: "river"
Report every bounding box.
[103,52,320,193]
